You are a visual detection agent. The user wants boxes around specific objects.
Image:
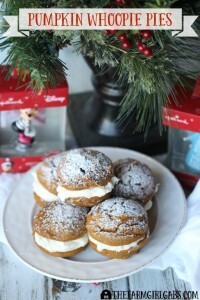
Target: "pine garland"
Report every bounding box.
[0,31,68,90]
[0,0,200,131]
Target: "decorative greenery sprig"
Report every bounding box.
[0,31,68,90]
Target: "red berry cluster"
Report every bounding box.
[136,30,153,57]
[106,29,153,57]
[118,32,132,50]
[115,0,127,5]
[106,30,133,50]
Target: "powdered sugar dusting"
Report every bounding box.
[90,197,147,218]
[87,198,149,240]
[38,153,66,187]
[113,159,156,202]
[57,149,113,187]
[34,201,88,235]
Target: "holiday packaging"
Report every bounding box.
[163,82,200,188]
[0,66,68,173]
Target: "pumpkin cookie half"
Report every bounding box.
[86,198,149,259]
[57,148,119,207]
[33,201,88,257]
[33,154,65,207]
[113,159,158,211]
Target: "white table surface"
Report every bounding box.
[0,242,192,300]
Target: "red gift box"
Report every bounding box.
[163,81,200,188]
[0,66,68,110]
[163,86,200,133]
[0,66,69,173]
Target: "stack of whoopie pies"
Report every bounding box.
[32,148,158,259]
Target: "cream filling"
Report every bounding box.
[144,200,153,211]
[143,183,159,211]
[33,172,59,202]
[34,232,88,252]
[88,234,144,252]
[57,176,119,200]
[155,183,159,194]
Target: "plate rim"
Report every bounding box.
[3,146,187,282]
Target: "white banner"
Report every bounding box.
[3,16,29,37]
[172,15,198,37]
[2,8,199,37]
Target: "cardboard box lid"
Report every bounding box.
[0,66,69,111]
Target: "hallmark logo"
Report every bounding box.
[0,98,23,106]
[164,115,189,125]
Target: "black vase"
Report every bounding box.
[68,57,167,155]
[85,67,135,137]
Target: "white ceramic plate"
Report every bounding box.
[3,147,186,283]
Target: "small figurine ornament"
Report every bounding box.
[12,108,38,150]
[1,158,14,173]
[184,133,200,174]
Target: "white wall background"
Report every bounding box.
[0,45,93,95]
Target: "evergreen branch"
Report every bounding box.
[0,32,68,91]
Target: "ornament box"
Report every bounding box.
[0,66,68,173]
[163,83,200,188]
